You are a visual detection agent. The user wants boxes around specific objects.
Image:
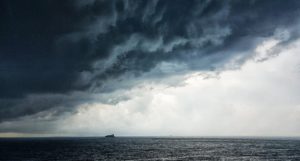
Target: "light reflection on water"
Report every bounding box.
[0,137,300,161]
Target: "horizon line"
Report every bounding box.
[1,135,300,139]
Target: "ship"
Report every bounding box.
[105,134,115,138]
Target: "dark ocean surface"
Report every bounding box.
[0,137,300,161]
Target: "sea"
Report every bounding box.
[0,137,300,161]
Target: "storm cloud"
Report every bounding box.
[1,0,300,133]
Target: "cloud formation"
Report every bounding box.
[3,37,300,136]
[53,38,300,136]
[1,0,300,134]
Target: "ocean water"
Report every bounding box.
[0,137,300,161]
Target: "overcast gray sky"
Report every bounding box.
[0,0,300,137]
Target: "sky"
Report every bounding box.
[0,0,300,137]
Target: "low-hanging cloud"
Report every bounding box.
[1,0,300,133]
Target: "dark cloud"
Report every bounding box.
[1,0,300,124]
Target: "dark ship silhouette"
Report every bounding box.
[105,134,115,138]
